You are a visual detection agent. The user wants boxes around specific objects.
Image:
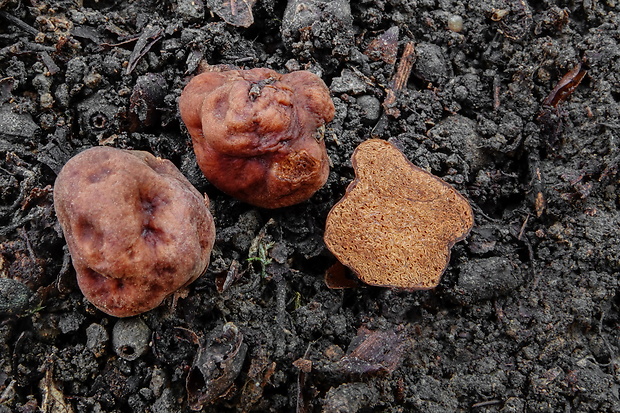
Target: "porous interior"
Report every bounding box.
[324,139,474,290]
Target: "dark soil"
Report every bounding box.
[1,0,620,412]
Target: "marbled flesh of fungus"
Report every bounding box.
[324,139,474,290]
[179,67,334,209]
[53,147,216,317]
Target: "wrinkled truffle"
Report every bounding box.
[53,147,216,317]
[324,139,474,290]
[179,68,334,208]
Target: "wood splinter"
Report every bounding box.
[372,42,416,137]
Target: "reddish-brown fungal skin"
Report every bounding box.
[179,68,334,208]
[53,147,216,317]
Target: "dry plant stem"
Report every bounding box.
[493,75,501,110]
[383,42,415,115]
[372,42,415,137]
[392,43,416,92]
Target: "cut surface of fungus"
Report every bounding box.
[324,139,474,290]
[53,147,216,317]
[179,67,334,208]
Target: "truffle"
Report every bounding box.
[179,68,334,208]
[324,139,474,290]
[53,147,216,317]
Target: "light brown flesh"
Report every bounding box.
[324,139,474,290]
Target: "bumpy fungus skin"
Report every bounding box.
[53,147,216,317]
[179,68,335,208]
[324,139,474,290]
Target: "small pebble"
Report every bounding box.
[0,106,40,142]
[415,43,449,85]
[356,95,381,121]
[452,257,523,304]
[149,367,167,398]
[448,15,464,32]
[86,323,109,357]
[175,0,204,22]
[59,311,86,334]
[330,69,367,95]
[112,318,151,361]
[0,279,31,315]
[40,92,54,110]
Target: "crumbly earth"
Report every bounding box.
[1,1,619,412]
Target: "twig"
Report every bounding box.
[371,41,416,138]
[493,74,501,110]
[126,25,163,75]
[472,399,502,408]
[383,41,416,116]
[0,11,38,37]
[517,214,529,241]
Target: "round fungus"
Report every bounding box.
[53,147,216,317]
[179,67,335,209]
[324,139,474,290]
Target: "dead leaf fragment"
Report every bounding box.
[186,322,248,410]
[40,367,74,413]
[126,25,163,75]
[239,347,276,411]
[541,62,586,108]
[337,326,408,376]
[207,0,256,28]
[364,26,399,64]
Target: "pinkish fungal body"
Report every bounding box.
[179,67,334,208]
[54,147,216,317]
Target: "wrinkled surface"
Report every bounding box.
[2,1,620,411]
[53,147,215,317]
[179,68,334,208]
[325,139,474,290]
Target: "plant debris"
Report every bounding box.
[207,0,257,28]
[541,62,587,108]
[186,322,248,410]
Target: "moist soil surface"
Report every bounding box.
[1,0,620,412]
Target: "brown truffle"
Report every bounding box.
[53,147,216,317]
[324,139,474,290]
[179,68,334,208]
